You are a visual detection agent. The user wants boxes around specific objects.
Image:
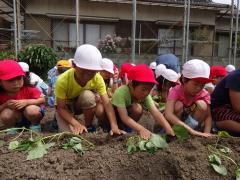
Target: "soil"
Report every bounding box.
[0,107,240,180]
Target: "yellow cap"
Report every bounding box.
[56,60,71,68]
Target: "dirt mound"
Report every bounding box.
[0,131,239,180]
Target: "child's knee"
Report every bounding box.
[75,90,96,110]
[23,105,41,118]
[0,108,20,126]
[195,100,208,113]
[174,101,184,116]
[131,103,143,115]
[95,103,105,117]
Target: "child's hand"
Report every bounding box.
[191,129,212,138]
[70,122,88,135]
[11,100,28,110]
[110,127,126,136]
[138,128,151,140]
[165,128,175,137]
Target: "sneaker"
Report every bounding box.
[29,124,41,132]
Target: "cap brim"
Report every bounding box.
[0,73,25,80]
[192,77,213,84]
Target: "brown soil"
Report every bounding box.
[0,108,239,180]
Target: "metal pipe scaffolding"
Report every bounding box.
[76,0,80,47]
[228,0,234,64]
[185,0,190,61]
[233,0,239,66]
[131,0,136,64]
[13,0,18,57]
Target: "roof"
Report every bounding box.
[89,0,229,9]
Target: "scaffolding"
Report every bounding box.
[0,0,239,65]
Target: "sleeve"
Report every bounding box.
[54,74,68,99]
[111,88,127,108]
[143,95,154,109]
[225,72,240,91]
[200,90,211,105]
[167,87,179,101]
[95,74,107,96]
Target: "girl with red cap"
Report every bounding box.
[165,59,213,138]
[0,60,45,131]
[111,64,174,140]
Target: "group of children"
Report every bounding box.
[0,44,239,140]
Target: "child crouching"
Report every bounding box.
[111,64,174,140]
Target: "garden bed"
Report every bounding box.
[0,108,239,180]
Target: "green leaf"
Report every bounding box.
[27,145,48,160]
[210,164,227,176]
[0,140,6,147]
[219,146,232,154]
[26,142,54,160]
[138,140,147,151]
[127,144,137,154]
[208,154,221,165]
[173,125,190,140]
[235,167,240,180]
[149,134,168,148]
[9,140,19,150]
[217,131,231,138]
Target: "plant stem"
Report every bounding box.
[208,145,237,166]
[12,128,25,141]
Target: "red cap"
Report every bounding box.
[210,66,227,79]
[118,63,135,78]
[0,60,25,80]
[128,64,158,84]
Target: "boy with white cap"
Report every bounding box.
[54,44,125,135]
[165,59,213,137]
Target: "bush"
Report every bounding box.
[18,44,58,79]
[0,52,16,60]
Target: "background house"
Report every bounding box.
[0,0,239,66]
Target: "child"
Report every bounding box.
[154,64,180,110]
[155,54,180,74]
[48,60,71,107]
[165,59,212,137]
[118,63,135,85]
[18,62,48,96]
[54,44,125,135]
[205,66,227,94]
[112,64,175,140]
[225,64,235,74]
[211,69,240,134]
[0,60,45,131]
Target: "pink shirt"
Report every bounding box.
[0,86,41,105]
[168,85,210,107]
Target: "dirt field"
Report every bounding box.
[0,108,239,180]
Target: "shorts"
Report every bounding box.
[212,105,240,122]
[56,90,96,132]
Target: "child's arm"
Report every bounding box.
[100,94,126,135]
[165,100,211,137]
[56,98,87,134]
[149,104,175,136]
[7,97,45,110]
[204,105,212,133]
[117,107,151,139]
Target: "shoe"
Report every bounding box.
[29,124,41,132]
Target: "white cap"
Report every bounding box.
[18,62,29,72]
[182,59,211,83]
[226,64,235,73]
[73,44,102,70]
[101,58,114,74]
[149,62,157,70]
[155,64,180,82]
